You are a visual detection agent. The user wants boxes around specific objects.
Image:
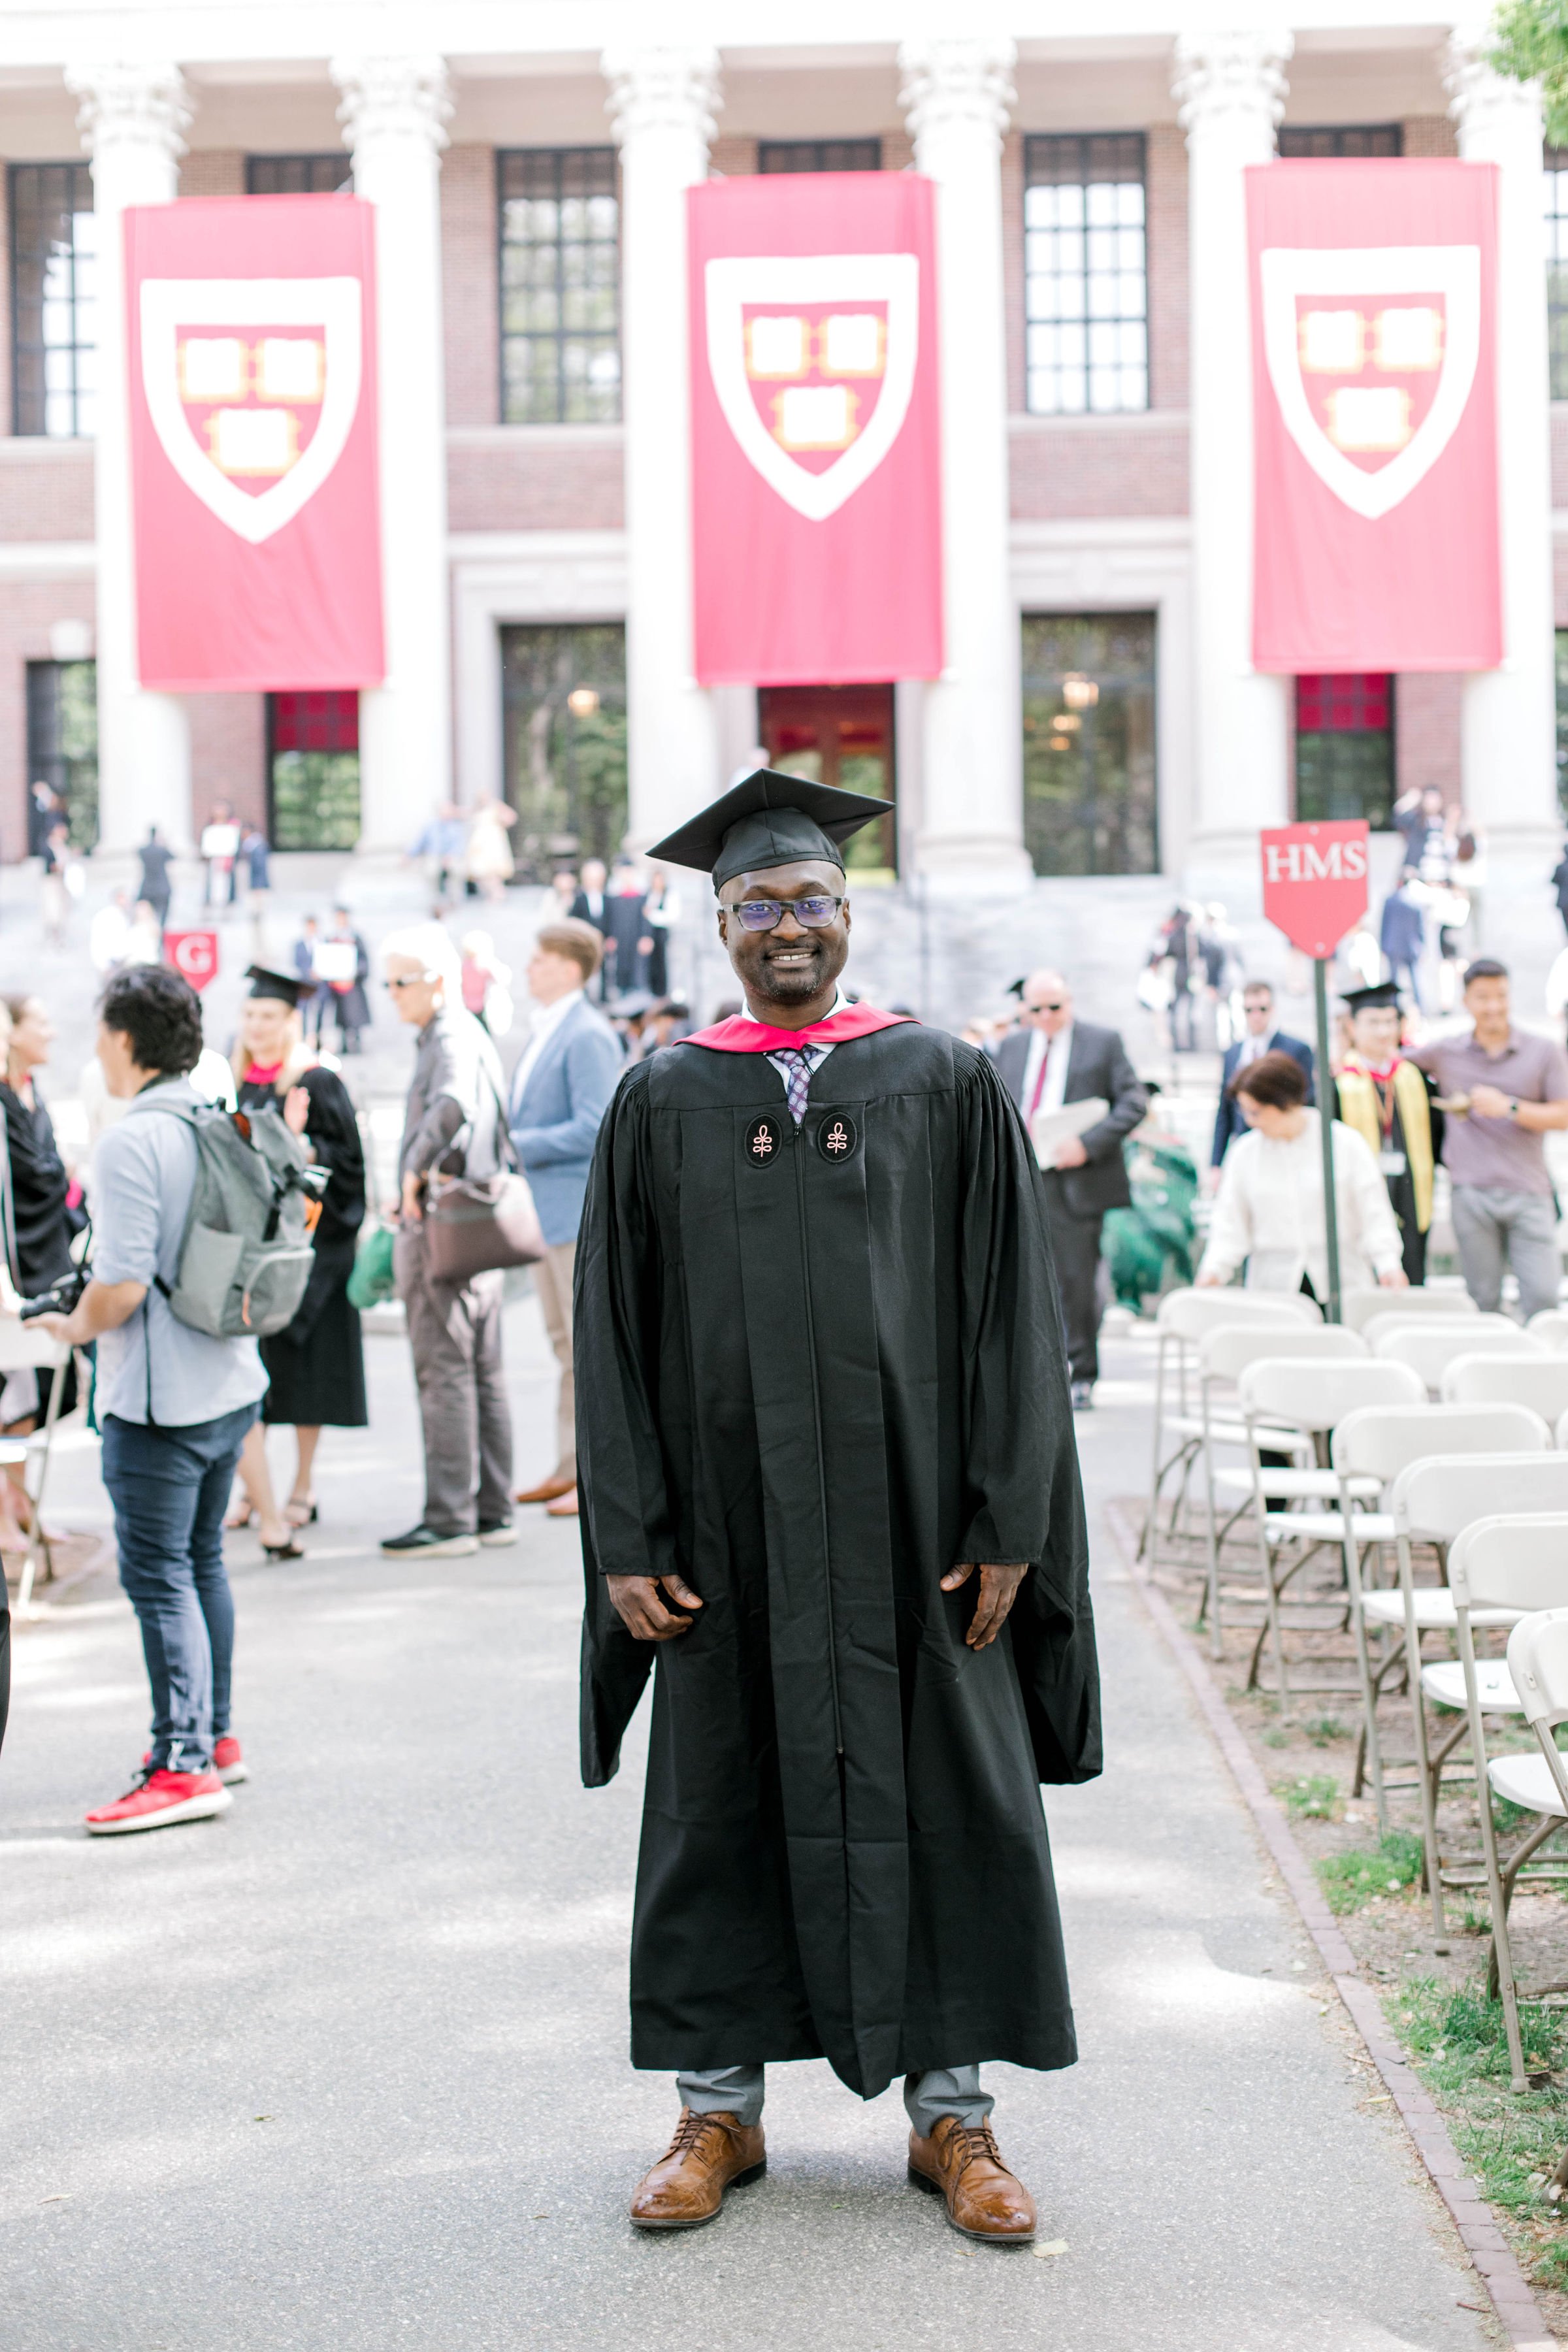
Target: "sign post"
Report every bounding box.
[1258,819,1371,1322]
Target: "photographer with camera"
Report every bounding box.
[36,967,268,1835]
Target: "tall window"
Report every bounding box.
[1277,125,1402,158]
[1295,674,1395,826]
[497,149,619,425]
[1547,151,1568,400]
[1021,613,1157,876]
[1023,135,1147,416]
[501,624,627,879]
[26,659,98,846]
[10,163,96,438]
[246,155,351,195]
[757,140,882,174]
[268,691,360,851]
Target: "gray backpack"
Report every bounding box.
[145,1094,319,1339]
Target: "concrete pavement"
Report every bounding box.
[0,1293,1503,2351]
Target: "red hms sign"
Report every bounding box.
[1260,819,1369,957]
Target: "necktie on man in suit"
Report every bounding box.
[1026,1037,1053,1124]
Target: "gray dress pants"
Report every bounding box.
[395,1227,513,1535]
[1450,1184,1562,1320]
[678,2063,991,2138]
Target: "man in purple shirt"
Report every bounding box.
[1408,958,1568,1318]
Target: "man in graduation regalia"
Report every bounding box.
[576,772,1101,2244]
[1332,982,1441,1285]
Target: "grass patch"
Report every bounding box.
[1316,1832,1424,1914]
[1302,1712,1351,1748]
[1261,1728,1288,1749]
[1279,1772,1341,1822]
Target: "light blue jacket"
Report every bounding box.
[508,996,623,1247]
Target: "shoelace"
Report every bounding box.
[944,2120,1003,2176]
[666,2109,732,2160]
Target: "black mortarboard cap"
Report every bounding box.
[1341,982,1403,1015]
[648,769,889,892]
[246,964,305,1008]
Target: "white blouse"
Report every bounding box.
[1199,1110,1405,1296]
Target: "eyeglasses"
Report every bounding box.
[727,894,845,933]
[384,972,436,990]
[1026,1000,1066,1013]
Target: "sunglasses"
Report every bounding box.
[1026,1000,1066,1013]
[384,972,436,990]
[727,894,845,934]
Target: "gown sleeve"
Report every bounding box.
[301,1068,367,1249]
[575,1065,668,1786]
[955,1050,1102,1786]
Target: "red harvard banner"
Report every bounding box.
[1247,160,1500,673]
[126,195,383,691]
[689,172,942,686]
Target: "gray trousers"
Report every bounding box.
[678,2064,991,2140]
[395,1228,513,1535]
[1450,1184,1562,1320]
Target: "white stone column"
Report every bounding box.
[1173,30,1292,885]
[66,61,191,853]
[899,38,1031,892]
[1447,33,1560,864]
[604,46,721,849]
[332,55,452,853]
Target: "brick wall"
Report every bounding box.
[0,445,94,540]
[178,150,245,197]
[710,137,757,175]
[1394,672,1463,803]
[448,431,624,531]
[1403,115,1458,159]
[1009,417,1188,518]
[0,578,97,861]
[1146,124,1188,412]
[444,145,498,429]
[188,691,268,833]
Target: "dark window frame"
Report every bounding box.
[1020,610,1159,877]
[1022,133,1149,417]
[9,161,96,438]
[266,689,361,851]
[245,154,353,195]
[1276,124,1403,157]
[500,621,629,881]
[497,145,621,427]
[25,657,99,847]
[756,140,883,174]
[1293,672,1397,828]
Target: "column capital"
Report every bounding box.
[896,38,1016,150]
[331,54,451,152]
[1172,29,1292,135]
[65,60,190,162]
[1445,29,1544,143]
[602,46,721,147]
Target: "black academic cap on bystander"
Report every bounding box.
[244,964,306,1009]
[648,768,889,892]
[1340,982,1403,1015]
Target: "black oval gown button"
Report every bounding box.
[817,1113,858,1163]
[745,1113,784,1166]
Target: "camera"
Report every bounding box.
[18,1264,90,1322]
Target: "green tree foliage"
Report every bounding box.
[1490,0,1568,145]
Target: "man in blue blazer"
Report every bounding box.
[1211,980,1315,1173]
[508,919,623,1516]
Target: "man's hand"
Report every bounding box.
[941,1561,1029,1649]
[400,1171,424,1223]
[33,1311,75,1347]
[1378,1267,1411,1288]
[1469,1083,1513,1119]
[606,1571,704,1641]
[1053,1136,1088,1170]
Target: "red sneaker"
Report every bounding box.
[85,1769,232,1837]
[212,1736,248,1786]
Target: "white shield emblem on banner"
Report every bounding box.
[139,276,363,546]
[705,253,919,522]
[1258,244,1480,521]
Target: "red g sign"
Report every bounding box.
[165,928,219,992]
[1260,820,1369,958]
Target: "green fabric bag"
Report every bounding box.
[346,1219,397,1310]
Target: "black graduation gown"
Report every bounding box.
[576,1022,1100,2099]
[238,1067,368,1428]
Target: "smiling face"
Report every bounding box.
[1350,1005,1401,1064]
[239,996,297,1067]
[717,856,850,1020]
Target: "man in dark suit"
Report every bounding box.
[569,858,612,1000]
[1210,981,1315,1175]
[996,969,1147,1410]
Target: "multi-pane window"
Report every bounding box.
[757,140,882,174]
[498,148,619,425]
[10,164,96,438]
[1277,125,1402,158]
[246,155,351,195]
[1024,135,1147,416]
[1021,614,1158,875]
[1546,152,1568,400]
[268,691,361,851]
[26,660,98,847]
[1295,673,1395,827]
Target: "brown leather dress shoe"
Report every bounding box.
[907,2115,1037,2243]
[629,2108,766,2229]
[544,1490,580,1517]
[514,1474,576,1505]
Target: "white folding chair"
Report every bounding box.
[1374,1321,1547,1396]
[1343,1288,1478,1335]
[1442,1352,1568,1425]
[1527,1310,1568,1352]
[1141,1288,1320,1568]
[1193,1324,1365,1658]
[1388,1452,1568,1929]
[0,1317,76,1614]
[1235,1356,1420,1701]
[1364,1309,1516,1354]
[1497,1607,1568,2086]
[1333,1403,1552,1836]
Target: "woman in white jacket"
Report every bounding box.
[1197,1049,1408,1298]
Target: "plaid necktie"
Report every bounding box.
[774,1047,815,1128]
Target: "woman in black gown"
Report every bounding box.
[0,994,83,1431]
[225,966,367,1551]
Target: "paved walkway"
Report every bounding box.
[0,1298,1501,2351]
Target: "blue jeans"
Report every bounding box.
[101,1403,257,1774]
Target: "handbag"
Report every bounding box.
[420,1063,545,1282]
